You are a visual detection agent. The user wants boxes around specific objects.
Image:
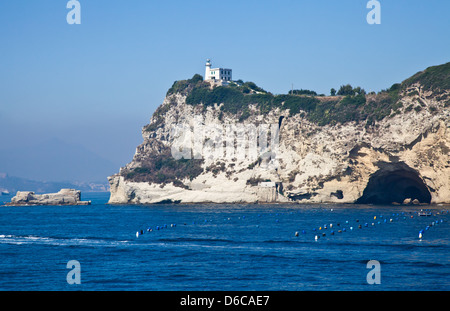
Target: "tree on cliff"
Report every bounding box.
[337,84,355,96]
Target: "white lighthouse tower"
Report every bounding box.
[205,59,212,81]
[204,59,232,85]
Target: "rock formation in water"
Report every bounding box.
[6,189,91,206]
[108,63,450,204]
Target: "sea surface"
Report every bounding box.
[0,192,449,291]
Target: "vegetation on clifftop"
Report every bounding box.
[164,74,407,126]
[157,62,449,128]
[402,62,450,93]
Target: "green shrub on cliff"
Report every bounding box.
[123,148,203,187]
[167,74,208,96]
[402,62,450,92]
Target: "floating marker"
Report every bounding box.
[295,232,299,237]
[419,232,423,239]
[136,231,139,238]
[315,235,319,241]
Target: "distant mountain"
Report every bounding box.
[0,173,109,194]
[0,137,116,182]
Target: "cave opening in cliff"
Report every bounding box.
[356,162,431,205]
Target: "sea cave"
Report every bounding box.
[356,162,432,205]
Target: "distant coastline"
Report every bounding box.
[0,173,109,195]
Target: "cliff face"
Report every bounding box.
[108,63,450,204]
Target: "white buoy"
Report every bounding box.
[295,231,299,237]
[315,235,319,241]
[136,231,139,238]
[419,232,423,239]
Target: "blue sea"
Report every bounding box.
[0,192,449,291]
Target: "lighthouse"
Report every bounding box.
[205,59,232,85]
[205,59,212,81]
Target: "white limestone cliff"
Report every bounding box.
[108,68,450,205]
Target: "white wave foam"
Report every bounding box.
[0,234,131,247]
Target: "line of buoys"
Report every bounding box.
[419,218,445,240]
[136,208,448,241]
[300,209,449,241]
[136,223,177,238]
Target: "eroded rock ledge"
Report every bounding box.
[5,189,91,206]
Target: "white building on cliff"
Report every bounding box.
[205,59,232,84]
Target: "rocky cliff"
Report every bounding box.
[108,63,450,204]
[6,189,91,206]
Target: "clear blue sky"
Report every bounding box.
[0,0,449,181]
